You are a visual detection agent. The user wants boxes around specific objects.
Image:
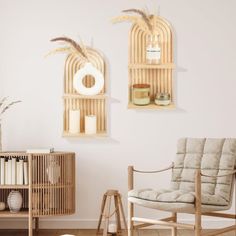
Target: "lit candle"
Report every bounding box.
[85,115,97,135]
[108,223,117,233]
[69,110,80,133]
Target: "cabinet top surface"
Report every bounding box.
[0,151,75,156]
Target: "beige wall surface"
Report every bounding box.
[0,0,236,229]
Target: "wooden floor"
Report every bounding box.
[0,229,235,236]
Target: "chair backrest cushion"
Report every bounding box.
[171,138,236,204]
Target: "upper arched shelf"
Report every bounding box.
[129,15,174,65]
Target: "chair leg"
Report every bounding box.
[195,209,201,236]
[128,201,134,236]
[171,212,177,236]
[195,170,202,236]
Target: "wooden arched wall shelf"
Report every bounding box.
[128,15,175,109]
[63,47,107,137]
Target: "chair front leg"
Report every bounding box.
[128,166,134,236]
[195,170,202,236]
[128,201,134,236]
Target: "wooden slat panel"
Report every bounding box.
[29,153,75,217]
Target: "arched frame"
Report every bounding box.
[63,48,107,137]
[128,15,175,109]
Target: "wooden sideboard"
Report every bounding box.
[0,152,75,236]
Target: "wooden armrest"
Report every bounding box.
[201,170,236,178]
[132,163,174,174]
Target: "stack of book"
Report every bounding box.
[0,157,28,185]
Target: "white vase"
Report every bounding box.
[7,191,23,213]
[73,62,104,95]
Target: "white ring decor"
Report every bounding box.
[73,62,104,95]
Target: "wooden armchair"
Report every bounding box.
[128,138,236,236]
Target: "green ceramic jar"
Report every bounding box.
[132,84,151,105]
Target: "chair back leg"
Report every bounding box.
[128,201,134,236]
[171,212,177,236]
[195,170,202,236]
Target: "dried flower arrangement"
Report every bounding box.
[112,8,156,33]
[47,36,89,62]
[0,97,21,151]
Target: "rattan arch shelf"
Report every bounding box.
[128,15,175,109]
[0,151,75,236]
[63,47,108,137]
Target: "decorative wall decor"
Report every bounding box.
[113,8,175,109]
[49,36,108,137]
[0,98,21,151]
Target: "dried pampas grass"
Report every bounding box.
[51,37,88,59]
[0,99,21,117]
[122,8,152,31]
[45,47,72,57]
[112,7,154,33]
[0,97,8,107]
[112,15,149,32]
[48,36,89,62]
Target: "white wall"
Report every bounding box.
[0,0,236,229]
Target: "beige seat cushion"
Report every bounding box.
[128,188,230,213]
[128,196,230,213]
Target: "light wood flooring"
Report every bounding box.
[0,229,235,236]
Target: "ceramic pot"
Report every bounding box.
[7,191,23,213]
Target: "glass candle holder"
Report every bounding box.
[132,84,151,105]
[155,92,171,106]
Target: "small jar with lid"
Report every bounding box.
[132,84,151,105]
[155,92,171,106]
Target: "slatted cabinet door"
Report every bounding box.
[31,152,75,217]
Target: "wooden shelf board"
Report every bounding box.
[63,94,108,99]
[128,102,175,110]
[0,185,29,189]
[0,210,29,217]
[33,183,73,188]
[128,63,175,69]
[62,131,108,137]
